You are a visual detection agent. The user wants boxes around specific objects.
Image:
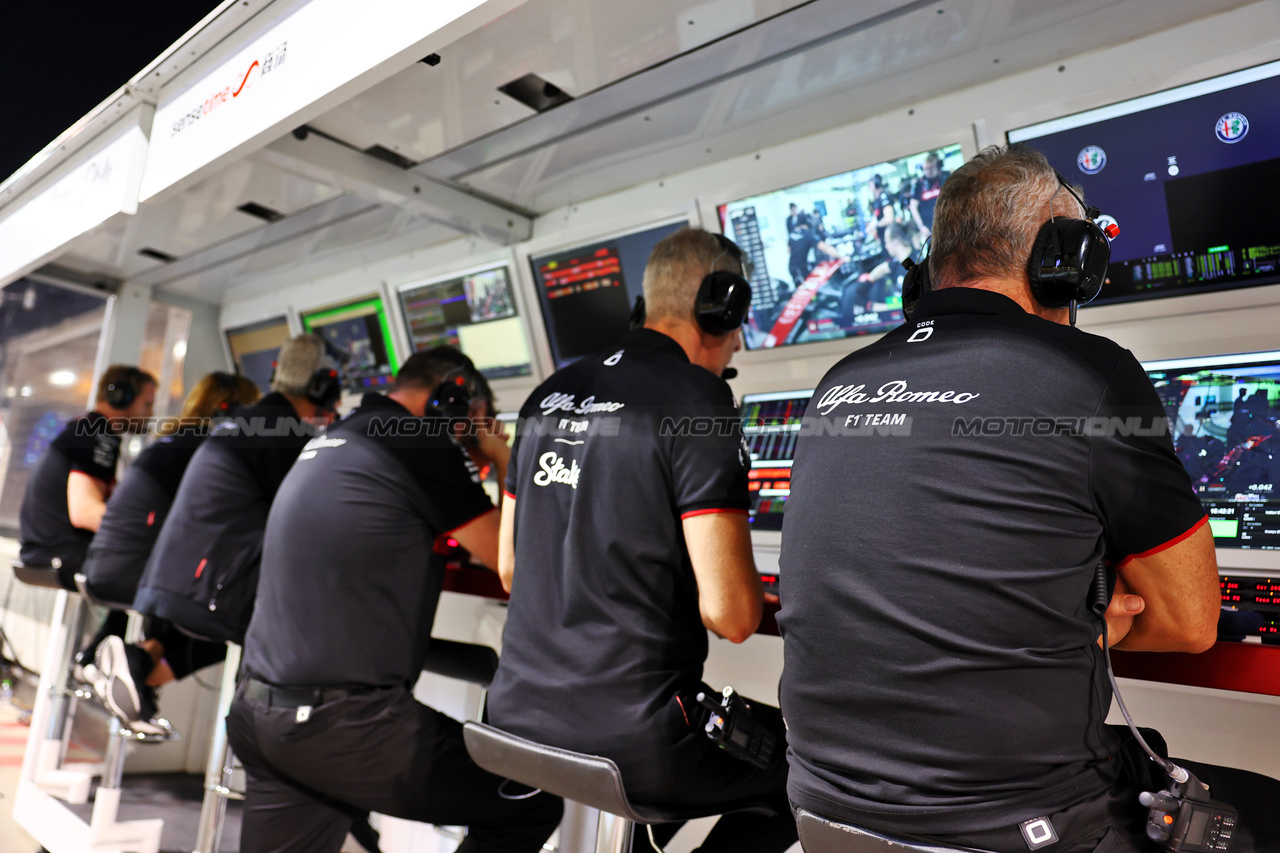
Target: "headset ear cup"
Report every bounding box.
[901,257,931,320]
[1027,221,1069,308]
[696,271,752,335]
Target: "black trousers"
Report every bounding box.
[917,729,1280,853]
[144,619,226,680]
[227,685,562,853]
[626,691,798,853]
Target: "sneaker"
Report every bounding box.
[96,636,155,723]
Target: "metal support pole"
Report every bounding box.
[194,642,241,853]
[595,813,634,853]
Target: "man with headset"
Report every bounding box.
[19,365,157,589]
[131,334,339,660]
[19,365,156,675]
[779,145,1280,852]
[226,346,562,853]
[488,228,798,853]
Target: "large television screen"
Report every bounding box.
[718,144,964,350]
[225,316,292,394]
[529,220,687,367]
[301,296,398,392]
[741,389,813,531]
[1009,59,1280,306]
[1144,350,1280,552]
[398,265,532,380]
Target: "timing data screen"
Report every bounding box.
[530,221,687,367]
[1010,60,1280,306]
[741,390,813,531]
[1146,352,1280,550]
[718,144,963,350]
[399,266,532,379]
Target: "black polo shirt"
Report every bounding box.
[133,393,313,642]
[83,432,203,604]
[487,328,750,791]
[19,411,121,570]
[779,287,1206,835]
[242,393,494,688]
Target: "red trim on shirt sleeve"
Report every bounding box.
[442,506,500,537]
[680,507,749,520]
[1114,515,1209,571]
[503,490,517,502]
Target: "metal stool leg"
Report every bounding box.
[596,813,635,853]
[195,642,243,853]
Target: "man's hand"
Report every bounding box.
[1099,574,1145,648]
[470,419,510,467]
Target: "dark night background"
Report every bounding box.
[0,4,218,186]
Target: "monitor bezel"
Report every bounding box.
[298,292,401,385]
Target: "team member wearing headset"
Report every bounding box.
[227,347,562,853]
[19,365,157,589]
[130,335,339,668]
[85,371,260,729]
[779,145,1280,853]
[489,228,797,853]
[18,365,157,672]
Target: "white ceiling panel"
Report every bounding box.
[307,0,810,164]
[448,0,1255,211]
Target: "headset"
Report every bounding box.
[901,171,1119,326]
[430,365,480,420]
[304,366,343,412]
[630,233,754,336]
[104,366,147,409]
[695,233,754,336]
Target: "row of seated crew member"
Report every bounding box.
[225,347,564,853]
[17,365,157,672]
[79,371,261,729]
[86,334,341,727]
[774,147,1280,853]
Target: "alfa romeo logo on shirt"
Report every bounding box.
[1077,146,1106,175]
[1216,112,1249,143]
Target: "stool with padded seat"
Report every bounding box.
[10,559,100,805]
[795,809,991,853]
[463,721,773,853]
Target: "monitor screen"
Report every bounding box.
[225,316,293,394]
[741,389,814,531]
[300,296,398,392]
[1009,59,1280,306]
[529,220,687,367]
[718,144,964,350]
[398,265,533,380]
[1145,350,1280,551]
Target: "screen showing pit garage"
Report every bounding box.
[1009,59,1280,306]
[741,389,813,531]
[718,144,964,350]
[398,265,532,379]
[1145,351,1280,550]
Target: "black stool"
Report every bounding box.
[796,809,990,853]
[463,722,758,853]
